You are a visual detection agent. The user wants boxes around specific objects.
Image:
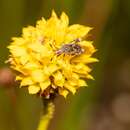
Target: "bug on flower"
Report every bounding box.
[56,39,84,56]
[7,11,98,98]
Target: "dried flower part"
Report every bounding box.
[7,11,98,98]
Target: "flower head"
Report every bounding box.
[8,11,98,98]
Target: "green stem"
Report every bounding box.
[37,98,55,130]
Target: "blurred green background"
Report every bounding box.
[0,0,130,130]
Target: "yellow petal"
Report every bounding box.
[19,54,30,65]
[47,64,59,73]
[64,72,79,86]
[72,63,92,74]
[36,17,46,28]
[16,76,23,81]
[22,26,36,38]
[24,61,40,70]
[20,77,33,87]
[43,10,66,44]
[51,10,58,18]
[11,37,25,45]
[71,72,79,80]
[40,80,51,91]
[86,74,94,80]
[59,89,69,98]
[78,79,87,87]
[53,71,64,87]
[28,42,52,57]
[65,24,92,42]
[8,45,27,57]
[43,64,58,76]
[31,69,47,82]
[64,82,76,94]
[60,12,69,27]
[28,85,40,94]
[85,57,99,63]
[36,18,46,37]
[79,41,97,55]
[72,55,99,64]
[79,41,93,47]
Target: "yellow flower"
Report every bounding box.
[7,11,98,98]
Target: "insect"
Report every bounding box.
[56,38,84,56]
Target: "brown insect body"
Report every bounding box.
[56,39,84,56]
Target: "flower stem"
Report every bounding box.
[37,98,55,130]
